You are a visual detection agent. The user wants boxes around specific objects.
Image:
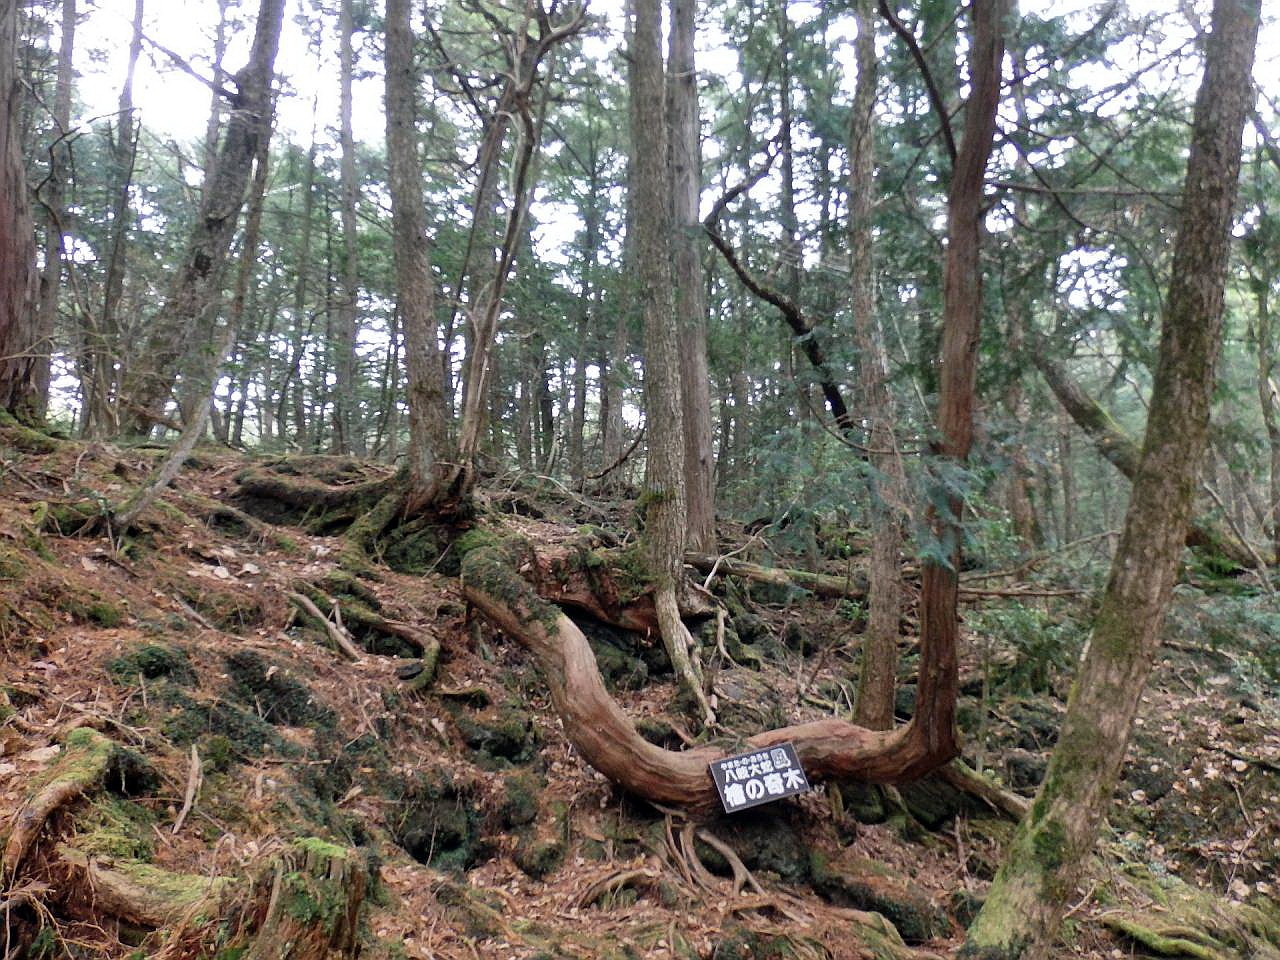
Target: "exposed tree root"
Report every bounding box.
[938,759,1030,821]
[288,591,364,660]
[460,543,959,811]
[55,845,229,928]
[2,728,116,881]
[572,867,662,910]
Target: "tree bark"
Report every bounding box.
[633,0,713,725]
[0,0,39,422]
[333,0,361,455]
[122,0,285,432]
[385,0,452,497]
[462,542,973,808]
[32,0,75,421]
[669,0,715,554]
[913,0,1007,769]
[849,0,904,733]
[963,0,1261,953]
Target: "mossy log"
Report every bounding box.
[2,727,116,881]
[236,465,395,512]
[55,844,230,928]
[460,544,959,811]
[517,539,716,634]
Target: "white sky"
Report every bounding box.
[69,0,1277,157]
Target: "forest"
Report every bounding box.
[0,0,1277,957]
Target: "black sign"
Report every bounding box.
[709,742,810,813]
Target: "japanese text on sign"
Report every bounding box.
[708,742,810,813]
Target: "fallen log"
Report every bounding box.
[461,544,959,811]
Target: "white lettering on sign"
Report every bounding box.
[709,742,811,813]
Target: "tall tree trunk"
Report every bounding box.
[333,0,361,455]
[848,0,904,733]
[385,0,451,494]
[912,0,1006,766]
[33,0,75,421]
[123,0,286,432]
[84,0,143,438]
[1256,279,1280,565]
[0,0,39,422]
[963,0,1260,953]
[633,0,713,726]
[669,0,715,553]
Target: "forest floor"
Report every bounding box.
[0,435,1278,959]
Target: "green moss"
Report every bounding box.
[390,770,482,873]
[0,546,28,579]
[87,601,125,627]
[107,644,195,684]
[455,704,538,768]
[1031,819,1068,872]
[454,526,503,559]
[499,772,542,828]
[159,687,282,757]
[514,835,565,879]
[72,796,156,860]
[460,545,562,635]
[223,649,333,728]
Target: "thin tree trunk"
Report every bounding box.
[963,0,1260,952]
[385,0,451,493]
[1257,283,1280,564]
[84,0,143,438]
[669,0,715,553]
[913,0,1007,767]
[333,0,361,455]
[848,0,904,733]
[633,0,713,726]
[33,0,75,421]
[123,0,286,431]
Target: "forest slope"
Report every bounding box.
[0,436,1277,959]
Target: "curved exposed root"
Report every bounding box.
[572,867,662,910]
[459,544,959,810]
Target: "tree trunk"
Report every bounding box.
[122,0,286,432]
[333,0,361,455]
[82,0,143,438]
[632,0,713,725]
[385,0,451,494]
[911,0,1007,768]
[0,0,39,422]
[668,0,715,553]
[1256,280,1280,565]
[848,0,904,733]
[963,0,1260,953]
[33,0,75,421]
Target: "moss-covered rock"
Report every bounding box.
[810,850,951,944]
[223,649,333,728]
[158,687,283,758]
[390,771,482,873]
[454,703,538,768]
[107,643,195,685]
[499,772,542,828]
[514,835,565,879]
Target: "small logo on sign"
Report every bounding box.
[709,742,810,813]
